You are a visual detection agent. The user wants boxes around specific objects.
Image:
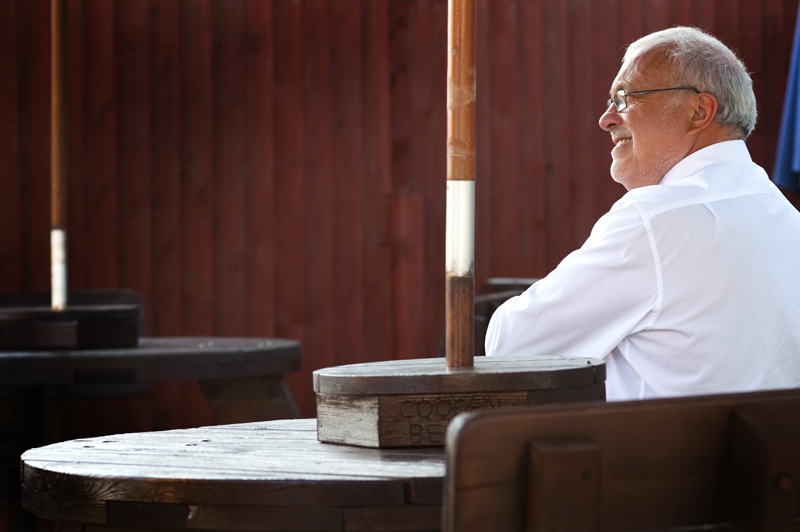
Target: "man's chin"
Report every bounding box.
[609,164,628,186]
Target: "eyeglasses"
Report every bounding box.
[607,86,701,112]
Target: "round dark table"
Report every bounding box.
[4,337,302,532]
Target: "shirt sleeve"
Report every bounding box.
[485,201,661,360]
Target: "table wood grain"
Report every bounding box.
[0,337,301,386]
[22,419,445,532]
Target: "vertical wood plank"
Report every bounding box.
[642,0,669,34]
[0,0,22,292]
[17,0,51,292]
[669,0,694,24]
[150,0,181,336]
[388,0,424,358]
[179,0,214,336]
[296,0,334,414]
[83,0,117,289]
[302,0,335,380]
[391,194,426,359]
[244,0,275,337]
[618,0,643,59]
[212,0,247,336]
[66,0,87,292]
[83,0,122,436]
[331,0,365,362]
[177,0,215,429]
[569,0,596,244]
[688,0,714,31]
[64,0,90,438]
[516,0,546,278]
[116,0,152,299]
[474,0,492,288]
[361,0,395,362]
[713,0,742,53]
[113,0,155,438]
[487,0,519,279]
[541,0,573,270]
[150,0,186,430]
[272,0,306,412]
[428,0,447,351]
[390,0,412,195]
[408,0,432,197]
[741,0,765,166]
[408,0,442,356]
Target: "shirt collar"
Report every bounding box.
[659,140,751,186]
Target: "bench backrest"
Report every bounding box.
[444,389,800,531]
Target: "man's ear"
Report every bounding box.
[688,92,719,134]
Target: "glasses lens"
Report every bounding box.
[614,90,627,111]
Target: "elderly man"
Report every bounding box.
[485,27,800,401]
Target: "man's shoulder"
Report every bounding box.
[617,160,775,220]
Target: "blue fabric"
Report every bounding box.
[774,6,800,194]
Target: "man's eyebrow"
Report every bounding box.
[610,81,628,96]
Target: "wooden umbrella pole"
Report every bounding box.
[445,0,476,368]
[51,0,68,310]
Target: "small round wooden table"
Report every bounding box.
[4,337,302,532]
[2,337,302,427]
[21,418,445,532]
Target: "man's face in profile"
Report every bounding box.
[599,52,695,190]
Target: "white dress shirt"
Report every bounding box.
[486,140,800,401]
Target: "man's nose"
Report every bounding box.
[599,104,618,131]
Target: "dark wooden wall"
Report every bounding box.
[1,0,797,424]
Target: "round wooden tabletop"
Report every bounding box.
[0,337,301,386]
[313,356,605,395]
[21,418,445,532]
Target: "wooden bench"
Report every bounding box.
[444,389,800,531]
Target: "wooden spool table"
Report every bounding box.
[4,337,302,532]
[21,418,445,532]
[314,357,606,447]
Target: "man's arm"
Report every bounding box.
[485,202,660,360]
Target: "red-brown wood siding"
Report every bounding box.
[2,0,798,427]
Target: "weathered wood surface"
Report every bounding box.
[315,357,605,447]
[0,337,300,386]
[313,357,604,395]
[22,418,445,532]
[444,389,800,532]
[317,390,530,448]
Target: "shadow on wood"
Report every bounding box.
[444,388,800,532]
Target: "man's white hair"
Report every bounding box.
[624,26,757,138]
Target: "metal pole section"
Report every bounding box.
[445,0,476,368]
[51,0,68,310]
